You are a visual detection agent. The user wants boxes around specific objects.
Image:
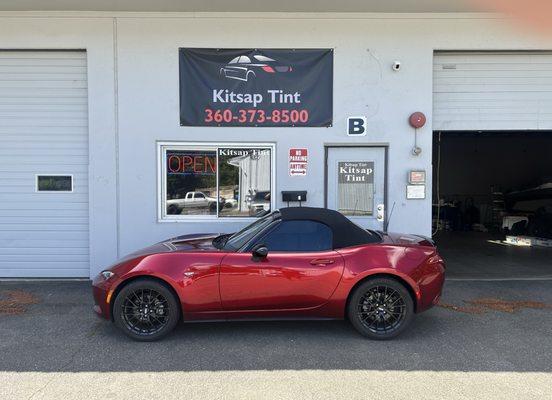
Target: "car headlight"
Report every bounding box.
[100,271,115,280]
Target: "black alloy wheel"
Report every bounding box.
[113,279,180,341]
[348,278,414,340]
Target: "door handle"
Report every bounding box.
[309,259,335,266]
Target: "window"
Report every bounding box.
[224,213,276,250]
[258,220,333,252]
[160,143,274,220]
[165,149,217,216]
[254,55,275,62]
[36,175,73,192]
[218,147,272,218]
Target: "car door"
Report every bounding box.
[219,220,344,311]
[194,192,207,208]
[183,192,193,208]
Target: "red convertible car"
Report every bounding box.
[92,207,445,341]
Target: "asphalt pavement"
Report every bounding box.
[0,279,551,399]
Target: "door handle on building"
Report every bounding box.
[310,259,334,266]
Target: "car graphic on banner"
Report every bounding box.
[220,55,292,82]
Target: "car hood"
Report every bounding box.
[164,233,220,251]
[102,233,221,275]
[121,233,220,261]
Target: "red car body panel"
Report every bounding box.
[219,250,344,311]
[92,230,445,322]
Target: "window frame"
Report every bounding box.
[35,174,74,193]
[157,142,276,222]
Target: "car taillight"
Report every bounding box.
[262,66,275,73]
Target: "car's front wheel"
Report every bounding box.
[113,279,180,341]
[347,277,414,340]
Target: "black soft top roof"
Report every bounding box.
[278,207,381,249]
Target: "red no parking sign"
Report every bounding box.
[289,148,308,176]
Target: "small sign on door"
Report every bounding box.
[338,161,374,183]
[289,148,308,176]
[337,161,375,215]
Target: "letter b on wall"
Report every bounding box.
[347,117,367,136]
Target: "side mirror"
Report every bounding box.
[251,244,268,261]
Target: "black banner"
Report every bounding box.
[179,48,333,127]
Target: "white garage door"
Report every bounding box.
[0,50,89,278]
[434,52,552,131]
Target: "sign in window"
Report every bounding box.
[337,161,374,216]
[165,150,218,216]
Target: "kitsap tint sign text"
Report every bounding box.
[213,89,301,107]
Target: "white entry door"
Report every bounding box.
[326,146,386,230]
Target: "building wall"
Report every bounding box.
[0,12,549,277]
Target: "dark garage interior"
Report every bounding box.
[432,131,552,279]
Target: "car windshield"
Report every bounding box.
[223,212,277,250]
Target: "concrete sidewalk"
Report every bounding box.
[0,280,551,399]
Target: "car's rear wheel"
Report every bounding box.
[347,277,414,340]
[167,204,181,215]
[113,279,180,341]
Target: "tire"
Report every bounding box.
[113,279,180,342]
[347,277,414,340]
[167,204,181,215]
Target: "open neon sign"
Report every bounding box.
[167,152,216,175]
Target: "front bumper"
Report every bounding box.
[92,275,115,320]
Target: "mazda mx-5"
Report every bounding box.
[92,207,445,341]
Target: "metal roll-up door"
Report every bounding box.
[0,50,89,277]
[433,51,552,131]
